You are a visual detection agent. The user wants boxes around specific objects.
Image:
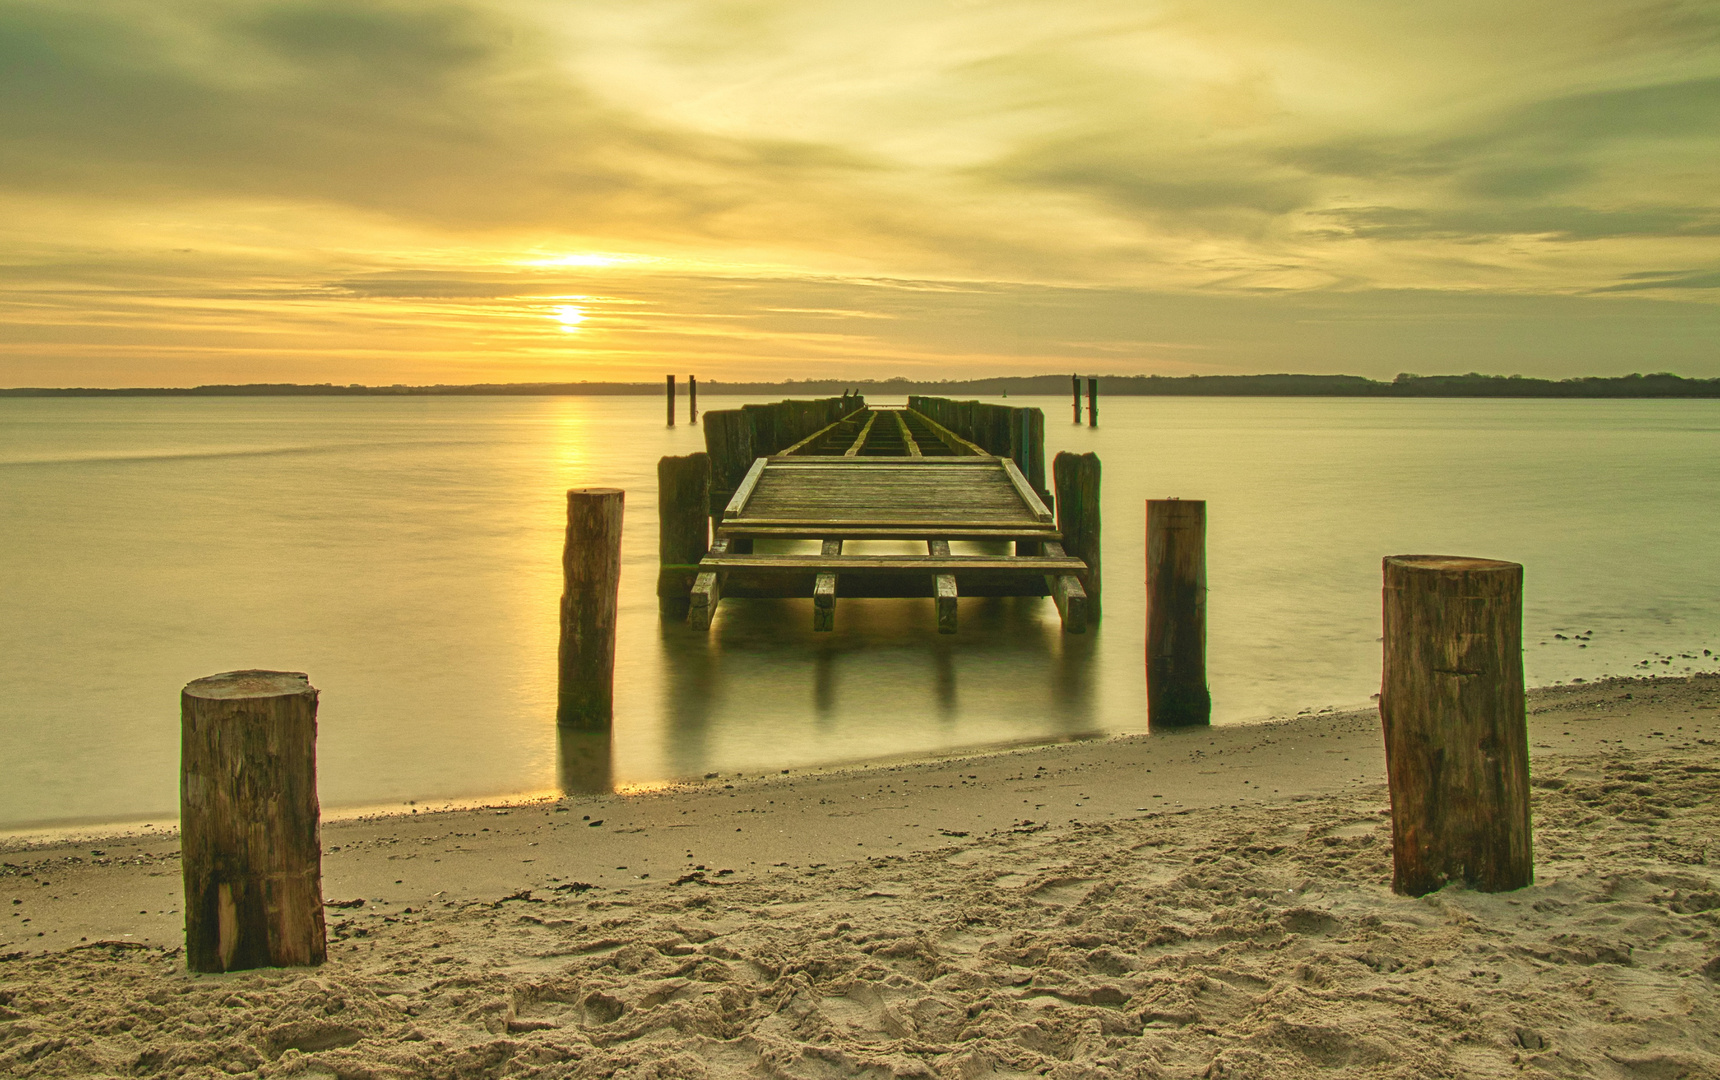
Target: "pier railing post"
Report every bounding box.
[1053,451,1101,619]
[1146,499,1209,727]
[181,670,325,973]
[1381,555,1531,895]
[558,488,624,727]
[657,453,710,619]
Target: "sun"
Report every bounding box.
[552,305,587,332]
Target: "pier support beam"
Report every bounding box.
[814,539,841,631]
[1053,451,1101,621]
[929,539,957,633]
[1146,499,1209,727]
[1381,555,1530,896]
[657,453,710,619]
[181,670,325,973]
[689,537,728,630]
[558,488,624,727]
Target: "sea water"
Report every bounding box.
[2,394,1716,830]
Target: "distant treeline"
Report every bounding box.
[4,372,1718,398]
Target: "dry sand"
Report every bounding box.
[2,675,1717,1079]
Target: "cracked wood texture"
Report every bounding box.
[180,670,325,973]
[656,453,710,619]
[1052,451,1101,618]
[558,488,624,728]
[1381,555,1531,896]
[1146,499,1209,727]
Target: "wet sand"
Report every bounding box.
[3,676,1717,1078]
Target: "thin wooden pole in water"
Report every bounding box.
[559,488,624,727]
[1053,451,1101,620]
[657,453,710,619]
[1381,555,1530,896]
[181,670,325,973]
[1072,374,1081,423]
[666,375,676,426]
[1146,499,1208,727]
[689,375,698,423]
[1086,377,1098,427]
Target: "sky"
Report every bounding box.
[1,0,1717,386]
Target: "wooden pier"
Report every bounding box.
[681,403,1091,634]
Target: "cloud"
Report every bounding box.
[1593,268,1720,292]
[0,0,890,238]
[1311,205,1720,243]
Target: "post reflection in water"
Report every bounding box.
[640,592,1103,778]
[556,727,614,796]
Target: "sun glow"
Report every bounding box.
[552,304,587,332]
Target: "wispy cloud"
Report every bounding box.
[0,0,1715,384]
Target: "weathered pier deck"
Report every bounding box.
[687,405,1090,634]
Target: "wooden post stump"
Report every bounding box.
[666,375,676,426]
[1086,377,1098,427]
[181,670,325,973]
[689,375,698,423]
[1381,555,1530,895]
[1072,374,1081,423]
[558,488,624,727]
[657,453,710,619]
[1146,499,1209,727]
[1053,451,1101,620]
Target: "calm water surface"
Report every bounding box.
[3,395,1717,829]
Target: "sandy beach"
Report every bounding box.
[3,675,1717,1078]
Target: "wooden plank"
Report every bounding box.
[722,458,768,519]
[903,408,987,456]
[778,407,867,456]
[767,456,999,465]
[929,539,957,634]
[813,539,841,631]
[719,578,1050,599]
[1001,458,1055,522]
[894,411,923,457]
[689,537,730,630]
[696,554,1086,574]
[843,411,880,456]
[725,517,1054,530]
[1042,539,1088,634]
[719,526,1061,541]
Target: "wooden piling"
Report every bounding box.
[1146,499,1208,727]
[1086,377,1098,427]
[1380,555,1530,896]
[689,375,698,423]
[1072,374,1081,423]
[657,453,710,619]
[814,539,841,631]
[666,375,676,426]
[1053,451,1101,620]
[181,670,325,973]
[558,488,624,727]
[929,539,958,634]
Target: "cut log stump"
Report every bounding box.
[1146,499,1209,727]
[559,488,624,727]
[180,670,325,973]
[1381,555,1531,896]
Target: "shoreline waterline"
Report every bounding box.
[0,672,1700,853]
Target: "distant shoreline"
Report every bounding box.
[4,371,1719,398]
